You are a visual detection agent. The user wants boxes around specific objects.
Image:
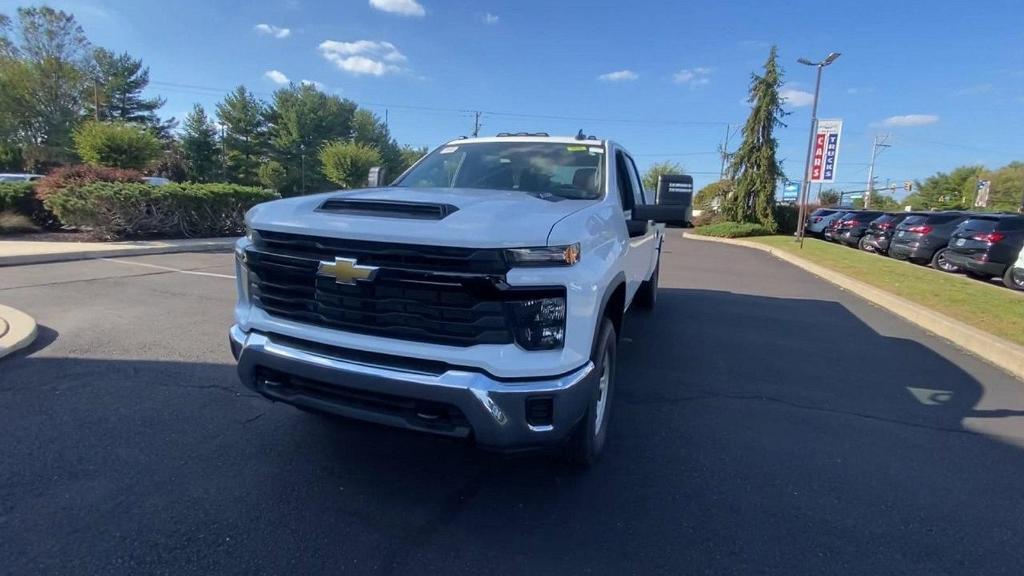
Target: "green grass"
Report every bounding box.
[746,235,1024,347]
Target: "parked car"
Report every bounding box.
[859,212,924,254]
[888,211,969,270]
[230,133,669,465]
[822,211,854,242]
[944,214,1024,289]
[833,210,885,247]
[805,208,847,238]
[143,176,171,186]
[0,173,43,182]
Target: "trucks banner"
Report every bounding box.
[810,119,843,184]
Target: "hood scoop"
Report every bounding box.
[317,198,459,220]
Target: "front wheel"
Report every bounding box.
[567,318,616,467]
[634,260,659,310]
[1004,266,1024,291]
[931,248,960,273]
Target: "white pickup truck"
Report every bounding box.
[230,134,668,464]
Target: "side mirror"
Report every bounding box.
[632,204,673,223]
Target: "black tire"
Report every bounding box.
[568,318,616,467]
[930,248,960,273]
[634,260,659,310]
[1004,266,1024,291]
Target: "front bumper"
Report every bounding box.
[230,326,596,449]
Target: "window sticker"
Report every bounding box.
[588,147,603,154]
[566,145,587,152]
[440,146,458,154]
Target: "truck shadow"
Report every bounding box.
[3,288,1024,574]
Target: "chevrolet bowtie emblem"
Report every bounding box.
[317,257,379,285]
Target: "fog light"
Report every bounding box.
[510,297,566,350]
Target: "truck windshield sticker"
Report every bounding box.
[440,146,459,154]
[566,145,587,152]
[588,147,603,154]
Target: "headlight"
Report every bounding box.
[505,244,580,267]
[244,226,258,242]
[510,297,566,350]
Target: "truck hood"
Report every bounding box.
[246,187,594,247]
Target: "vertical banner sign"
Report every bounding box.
[975,180,991,208]
[810,119,843,183]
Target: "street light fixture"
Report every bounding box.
[795,52,841,248]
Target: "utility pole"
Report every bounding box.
[384,108,389,129]
[472,111,483,138]
[795,52,841,247]
[864,134,890,209]
[93,80,101,121]
[718,124,731,180]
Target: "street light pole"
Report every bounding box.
[795,52,840,248]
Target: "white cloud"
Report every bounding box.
[953,84,993,96]
[673,67,712,86]
[300,79,325,89]
[780,88,815,107]
[264,70,290,85]
[881,114,939,127]
[483,13,499,24]
[254,23,291,38]
[369,0,425,17]
[318,40,407,76]
[598,70,638,82]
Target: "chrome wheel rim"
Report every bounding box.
[594,354,610,435]
[938,253,956,272]
[1013,269,1024,287]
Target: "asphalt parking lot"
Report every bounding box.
[2,235,1024,575]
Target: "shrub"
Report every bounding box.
[693,221,775,238]
[73,121,162,170]
[35,165,143,200]
[0,211,40,234]
[773,203,801,235]
[320,141,381,189]
[0,181,55,229]
[691,210,726,228]
[44,182,279,240]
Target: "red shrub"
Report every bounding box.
[35,165,143,200]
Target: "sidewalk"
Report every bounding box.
[0,237,238,267]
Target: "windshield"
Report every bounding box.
[394,141,604,200]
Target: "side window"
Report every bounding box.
[625,155,647,204]
[614,151,635,212]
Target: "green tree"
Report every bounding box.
[351,108,402,176]
[87,48,171,134]
[0,13,15,58]
[724,46,787,230]
[265,83,357,195]
[320,141,381,189]
[14,6,92,168]
[73,121,161,170]
[905,165,983,210]
[396,145,427,176]
[181,104,219,182]
[216,86,267,186]
[258,160,287,191]
[694,180,733,211]
[980,162,1024,212]
[641,161,684,194]
[854,193,899,210]
[818,188,841,206]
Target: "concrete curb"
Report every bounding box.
[0,304,38,360]
[0,238,237,267]
[683,232,1024,381]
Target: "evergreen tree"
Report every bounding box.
[181,104,219,182]
[216,86,267,186]
[351,108,402,177]
[265,83,357,195]
[725,45,787,230]
[88,48,166,126]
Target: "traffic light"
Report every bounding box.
[903,181,913,192]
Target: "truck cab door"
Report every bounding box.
[614,150,657,303]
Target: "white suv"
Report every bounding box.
[230,134,667,464]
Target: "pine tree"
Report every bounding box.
[88,48,167,128]
[181,104,219,182]
[216,86,267,186]
[725,45,787,230]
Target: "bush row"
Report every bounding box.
[45,183,279,240]
[0,182,53,230]
[693,221,776,238]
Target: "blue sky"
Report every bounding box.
[3,0,1023,194]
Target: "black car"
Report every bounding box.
[832,211,885,247]
[822,211,854,242]
[944,214,1024,289]
[888,211,969,270]
[860,212,924,254]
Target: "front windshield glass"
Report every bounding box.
[394,141,604,200]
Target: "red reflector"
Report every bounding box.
[879,222,894,230]
[839,220,856,228]
[971,232,1005,243]
[906,225,932,234]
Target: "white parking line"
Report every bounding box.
[100,258,236,279]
